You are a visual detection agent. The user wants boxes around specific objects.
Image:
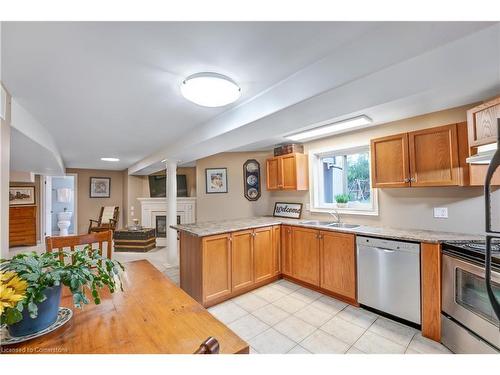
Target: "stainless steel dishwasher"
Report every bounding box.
[357,236,421,324]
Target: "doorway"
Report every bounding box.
[42,174,77,236]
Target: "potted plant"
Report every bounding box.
[334,194,350,208]
[1,246,124,337]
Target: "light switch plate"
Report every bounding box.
[433,207,448,218]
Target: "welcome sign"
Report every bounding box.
[273,202,303,219]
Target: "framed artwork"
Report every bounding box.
[90,177,111,198]
[9,186,36,206]
[273,202,303,219]
[205,168,228,194]
[243,159,261,201]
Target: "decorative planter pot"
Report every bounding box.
[336,203,348,208]
[8,285,62,337]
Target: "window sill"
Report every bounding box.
[309,206,379,216]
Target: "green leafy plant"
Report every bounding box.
[334,194,350,204]
[0,246,124,326]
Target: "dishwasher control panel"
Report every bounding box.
[356,236,420,253]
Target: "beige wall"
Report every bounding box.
[196,152,271,222]
[195,104,494,234]
[66,168,124,234]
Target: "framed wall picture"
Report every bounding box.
[90,177,111,198]
[205,168,228,194]
[243,159,261,201]
[9,186,36,206]
[273,202,303,219]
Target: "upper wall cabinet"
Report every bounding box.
[467,96,500,147]
[266,153,309,191]
[371,123,469,188]
[370,133,411,188]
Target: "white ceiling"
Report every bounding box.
[2,21,499,173]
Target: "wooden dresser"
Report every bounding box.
[9,206,37,247]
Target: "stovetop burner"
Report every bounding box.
[442,240,500,270]
[464,242,500,252]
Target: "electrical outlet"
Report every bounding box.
[305,203,310,211]
[433,207,448,219]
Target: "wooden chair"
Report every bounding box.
[46,230,113,262]
[194,337,220,354]
[88,206,119,234]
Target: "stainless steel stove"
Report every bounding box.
[441,240,500,353]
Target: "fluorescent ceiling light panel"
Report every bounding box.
[181,72,241,107]
[286,115,372,141]
[100,157,120,162]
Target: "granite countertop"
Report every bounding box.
[171,216,484,243]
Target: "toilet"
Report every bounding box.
[57,211,73,236]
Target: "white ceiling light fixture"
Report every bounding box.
[286,115,373,141]
[181,72,241,107]
[100,157,120,162]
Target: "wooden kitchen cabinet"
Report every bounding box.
[231,230,254,292]
[467,96,500,147]
[371,133,410,188]
[371,123,469,188]
[320,231,356,301]
[291,227,320,286]
[253,227,274,283]
[281,225,293,276]
[408,124,460,187]
[266,153,308,191]
[202,233,232,304]
[272,225,281,276]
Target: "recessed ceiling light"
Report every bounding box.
[181,72,241,107]
[286,115,372,141]
[101,157,120,162]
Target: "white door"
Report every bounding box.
[43,176,52,237]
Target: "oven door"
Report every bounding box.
[442,254,500,349]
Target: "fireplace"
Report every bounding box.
[155,215,181,238]
[137,197,196,247]
[155,216,166,238]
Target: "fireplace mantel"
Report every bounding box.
[138,197,196,246]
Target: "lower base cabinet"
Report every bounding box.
[254,227,274,283]
[291,227,320,286]
[231,230,254,292]
[202,233,232,304]
[320,231,356,301]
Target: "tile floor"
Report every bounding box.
[10,245,451,354]
[206,279,453,354]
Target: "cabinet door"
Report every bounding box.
[371,133,410,188]
[320,231,356,300]
[291,227,320,286]
[254,227,274,283]
[231,230,254,292]
[281,225,293,276]
[281,154,297,190]
[202,234,232,304]
[409,124,459,186]
[272,226,281,276]
[266,158,280,190]
[467,97,500,147]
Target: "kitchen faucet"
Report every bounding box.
[329,209,342,224]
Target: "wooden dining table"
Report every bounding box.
[1,260,249,354]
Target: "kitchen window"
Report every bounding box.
[311,146,378,215]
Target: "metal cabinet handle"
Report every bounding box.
[404,178,410,183]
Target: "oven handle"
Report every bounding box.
[484,119,500,322]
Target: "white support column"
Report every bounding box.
[165,159,178,266]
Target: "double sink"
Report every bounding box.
[299,220,360,229]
